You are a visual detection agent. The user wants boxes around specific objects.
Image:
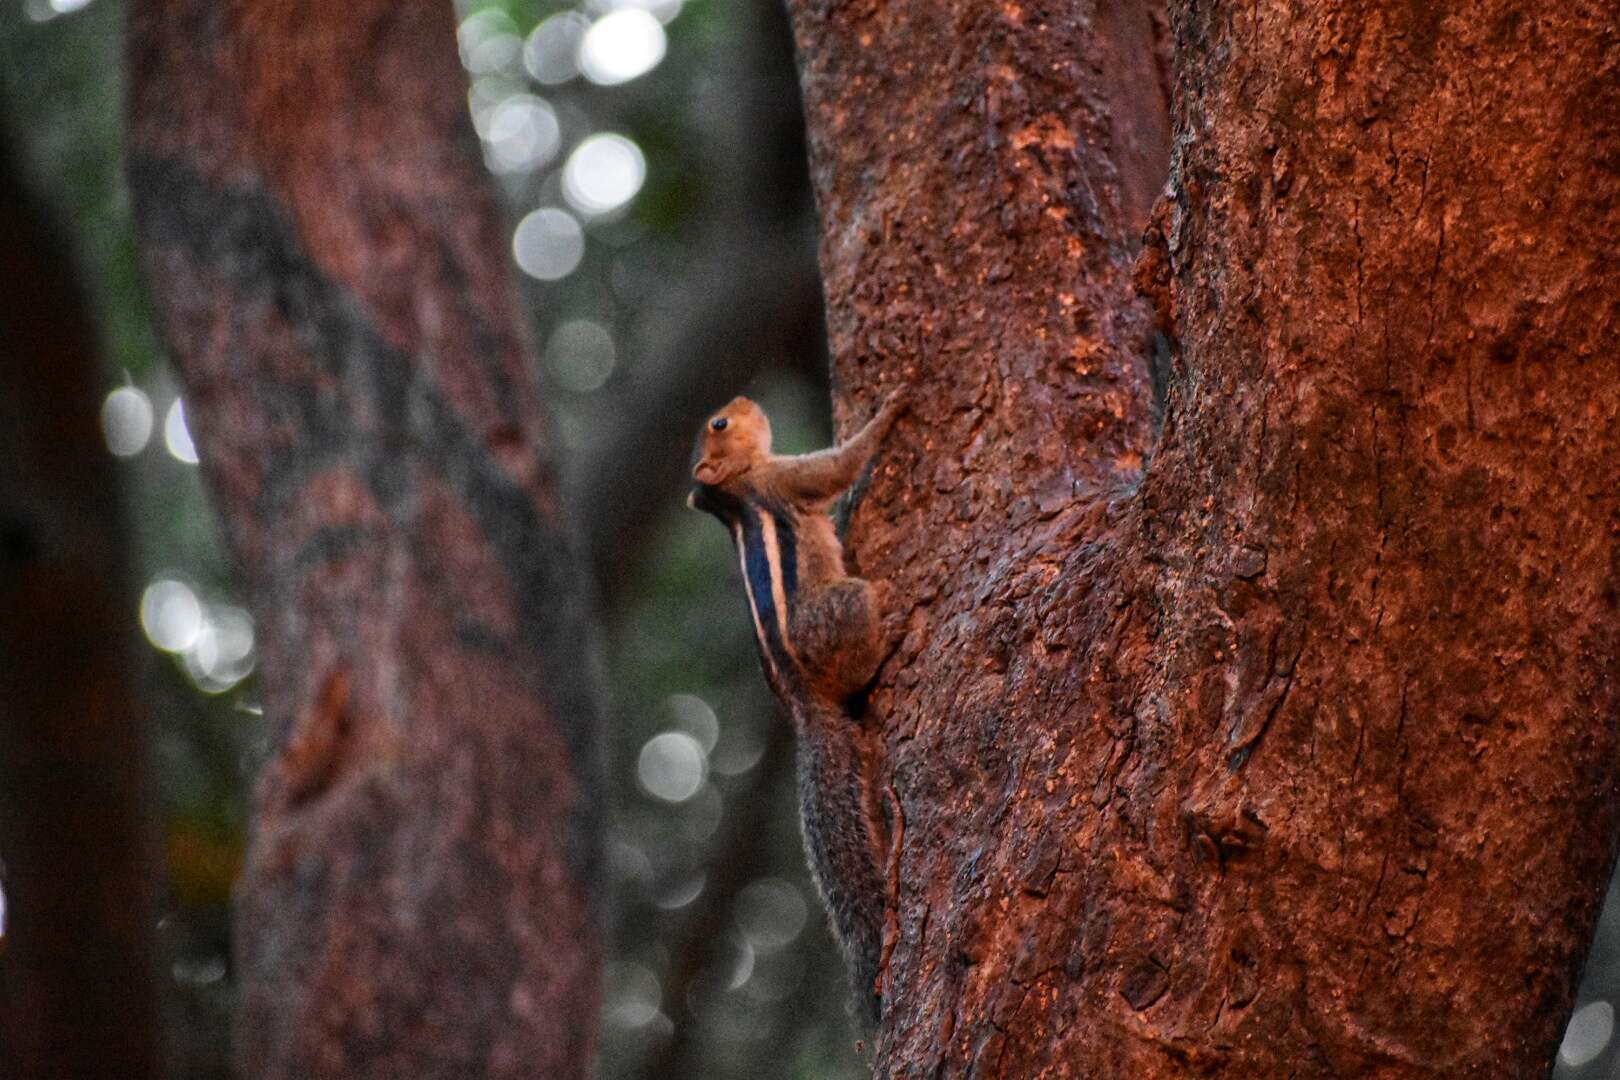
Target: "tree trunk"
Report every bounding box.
[785,0,1620,1075]
[126,4,603,1077]
[0,122,161,1080]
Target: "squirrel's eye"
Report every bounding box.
[710,417,729,432]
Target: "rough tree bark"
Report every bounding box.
[0,124,160,1080]
[127,4,602,1077]
[786,0,1620,1075]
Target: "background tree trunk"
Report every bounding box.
[0,121,161,1080]
[127,4,603,1077]
[785,0,1620,1075]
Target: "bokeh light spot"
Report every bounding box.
[26,0,93,20]
[164,399,200,465]
[735,878,808,952]
[563,133,646,216]
[182,603,256,694]
[513,207,585,281]
[547,319,617,393]
[683,782,723,843]
[712,723,765,776]
[484,94,561,174]
[172,956,227,986]
[524,12,589,85]
[725,939,756,990]
[457,9,521,76]
[638,731,705,802]
[597,0,685,25]
[1559,999,1614,1069]
[668,693,719,753]
[608,839,652,884]
[101,385,154,457]
[468,76,524,135]
[578,10,666,86]
[604,962,663,1028]
[653,874,705,910]
[141,579,203,653]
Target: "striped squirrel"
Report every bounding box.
[687,388,908,1024]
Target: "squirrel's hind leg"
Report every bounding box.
[793,578,887,703]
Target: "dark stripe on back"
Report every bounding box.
[739,504,794,676]
[771,501,797,605]
[693,483,802,688]
[765,496,799,604]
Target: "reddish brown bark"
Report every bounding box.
[127,4,602,1077]
[787,0,1620,1075]
[0,126,161,1080]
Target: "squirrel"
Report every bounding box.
[687,388,908,1025]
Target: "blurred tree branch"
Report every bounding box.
[576,0,824,605]
[577,229,823,603]
[0,118,161,1079]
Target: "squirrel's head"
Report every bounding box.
[693,396,771,486]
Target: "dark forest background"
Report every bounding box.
[1,1,1618,1076]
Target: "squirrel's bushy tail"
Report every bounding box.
[791,697,890,1028]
